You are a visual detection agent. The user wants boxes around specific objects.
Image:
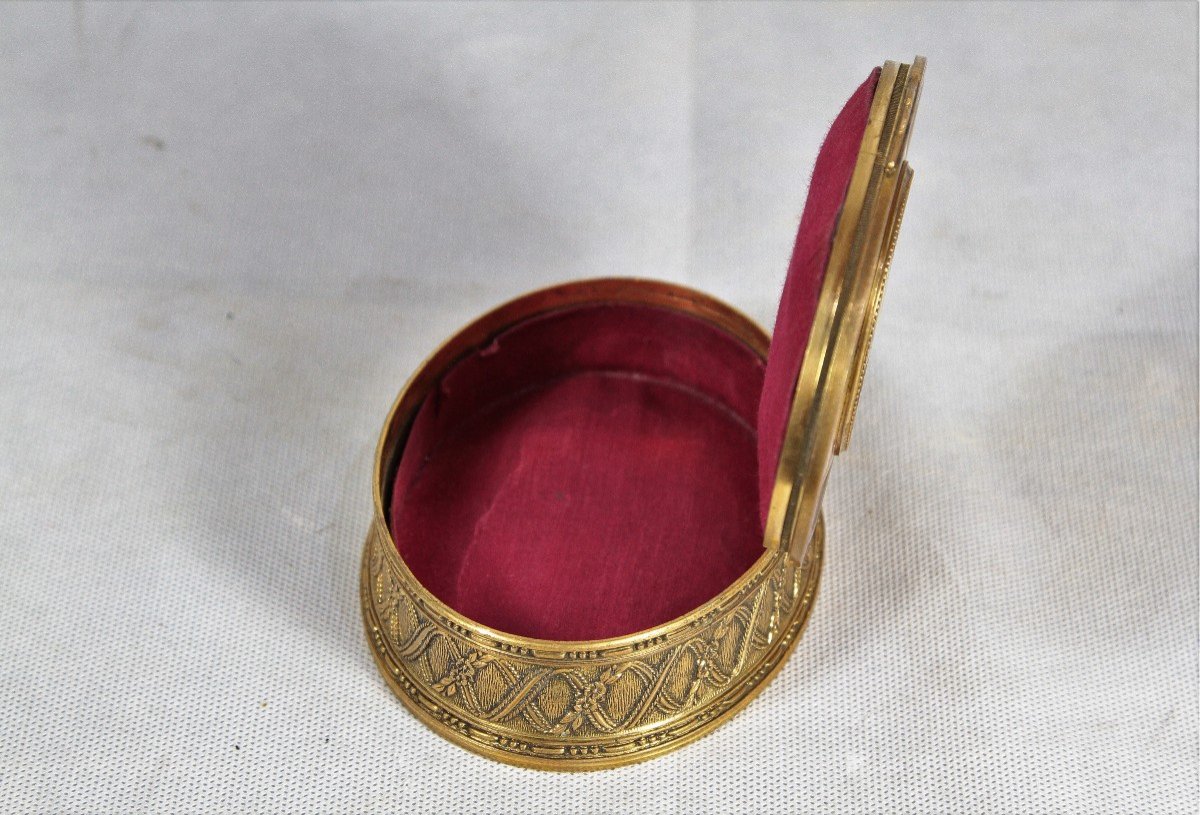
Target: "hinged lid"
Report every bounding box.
[763,56,925,562]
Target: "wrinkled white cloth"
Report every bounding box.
[1,3,1195,813]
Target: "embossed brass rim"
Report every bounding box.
[361,521,822,770]
[361,279,825,770]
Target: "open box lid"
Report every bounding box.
[761,56,925,562]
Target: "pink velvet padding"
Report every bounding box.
[756,69,879,524]
[389,304,766,640]
[390,70,880,640]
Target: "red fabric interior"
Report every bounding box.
[390,305,766,640]
[389,69,879,640]
[756,69,879,523]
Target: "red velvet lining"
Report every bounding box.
[756,69,879,524]
[389,70,880,640]
[389,305,766,640]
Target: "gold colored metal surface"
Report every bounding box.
[361,56,924,768]
[763,56,925,564]
[361,516,822,771]
[362,279,823,770]
[838,161,913,454]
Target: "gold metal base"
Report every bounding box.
[359,279,826,770]
[361,516,822,771]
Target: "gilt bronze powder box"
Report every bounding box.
[361,57,926,769]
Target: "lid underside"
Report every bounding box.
[764,56,925,562]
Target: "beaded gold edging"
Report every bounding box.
[360,514,823,770]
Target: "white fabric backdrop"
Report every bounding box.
[1,2,1195,812]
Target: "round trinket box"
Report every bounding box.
[361,57,925,770]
